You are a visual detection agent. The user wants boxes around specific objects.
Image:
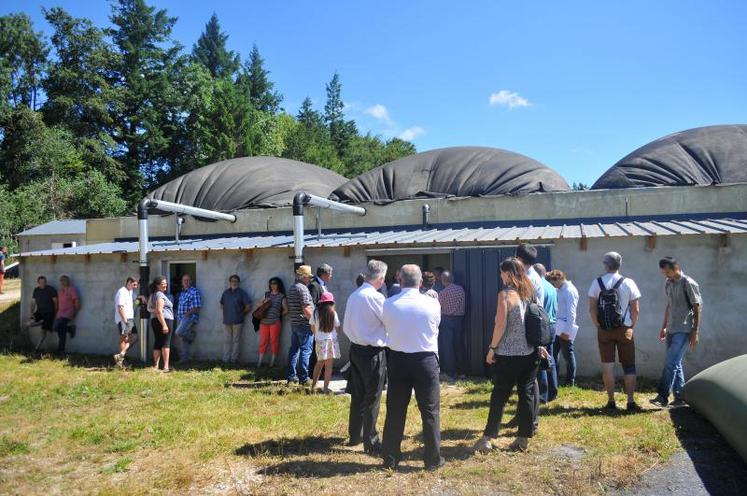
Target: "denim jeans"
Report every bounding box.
[287,326,314,382]
[537,324,558,403]
[438,315,465,377]
[553,335,576,385]
[657,332,690,400]
[175,316,197,361]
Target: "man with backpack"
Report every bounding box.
[650,257,702,408]
[588,252,642,411]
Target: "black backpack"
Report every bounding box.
[596,277,628,330]
[525,298,552,347]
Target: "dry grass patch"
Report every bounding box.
[0,354,684,495]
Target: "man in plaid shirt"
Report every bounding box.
[437,271,466,380]
[176,274,201,364]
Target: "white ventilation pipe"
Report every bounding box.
[292,192,365,268]
[137,198,236,361]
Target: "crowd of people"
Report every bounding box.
[24,241,702,469]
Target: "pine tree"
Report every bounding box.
[42,7,122,184]
[191,13,239,79]
[238,44,282,113]
[0,13,49,110]
[323,72,355,157]
[108,0,183,198]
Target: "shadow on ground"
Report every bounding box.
[662,406,747,495]
[235,436,347,457]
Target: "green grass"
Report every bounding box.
[0,352,686,495]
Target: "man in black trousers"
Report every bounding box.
[342,260,388,454]
[381,264,444,471]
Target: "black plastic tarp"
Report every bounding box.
[330,146,570,204]
[592,125,747,190]
[147,157,348,211]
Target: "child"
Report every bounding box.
[309,291,341,393]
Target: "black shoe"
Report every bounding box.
[382,457,399,470]
[649,396,668,408]
[425,457,446,471]
[627,401,642,412]
[603,400,617,411]
[364,442,382,456]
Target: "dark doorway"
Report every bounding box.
[453,246,551,376]
[367,252,451,292]
[168,262,197,301]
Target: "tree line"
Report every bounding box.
[0,1,416,251]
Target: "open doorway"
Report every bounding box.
[166,261,197,302]
[367,250,451,293]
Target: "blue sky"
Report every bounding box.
[4,0,747,185]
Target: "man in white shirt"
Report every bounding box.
[113,277,140,367]
[381,264,444,471]
[588,252,642,411]
[547,270,579,386]
[343,259,389,455]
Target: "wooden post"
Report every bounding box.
[646,235,656,251]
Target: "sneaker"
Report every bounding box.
[603,400,617,411]
[113,353,124,368]
[473,436,494,454]
[627,401,642,412]
[286,377,299,386]
[507,437,529,452]
[670,398,687,407]
[649,396,668,408]
[301,379,312,387]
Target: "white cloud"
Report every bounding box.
[365,104,391,122]
[488,90,531,109]
[398,126,426,141]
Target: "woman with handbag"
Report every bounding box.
[473,258,548,453]
[256,277,288,368]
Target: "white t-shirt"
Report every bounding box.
[114,287,134,324]
[310,309,340,342]
[588,272,642,327]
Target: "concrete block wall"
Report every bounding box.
[20,247,368,368]
[552,234,747,378]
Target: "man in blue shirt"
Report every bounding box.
[176,274,201,364]
[534,264,558,403]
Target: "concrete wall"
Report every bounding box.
[552,234,747,378]
[84,183,747,243]
[18,234,86,253]
[19,233,747,379]
[20,247,368,367]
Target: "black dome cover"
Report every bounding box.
[148,157,348,210]
[592,125,747,190]
[330,146,570,203]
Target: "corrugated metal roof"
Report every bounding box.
[19,217,747,257]
[18,219,87,236]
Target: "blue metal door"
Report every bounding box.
[453,246,551,376]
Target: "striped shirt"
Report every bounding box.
[438,283,465,316]
[287,281,313,329]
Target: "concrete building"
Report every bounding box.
[18,180,747,379]
[17,219,87,253]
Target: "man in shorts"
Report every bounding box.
[113,277,140,367]
[589,252,642,411]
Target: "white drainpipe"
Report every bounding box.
[292,192,366,269]
[137,199,236,362]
